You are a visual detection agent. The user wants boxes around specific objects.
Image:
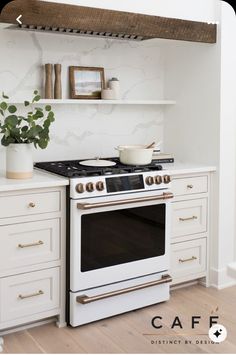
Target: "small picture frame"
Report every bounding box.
[69,66,105,99]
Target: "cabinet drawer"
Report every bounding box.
[0,268,60,322]
[172,176,208,196]
[172,198,207,238]
[0,219,60,272]
[171,238,206,279]
[0,191,60,219]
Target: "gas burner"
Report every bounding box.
[35,158,163,178]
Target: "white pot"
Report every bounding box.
[116,145,154,165]
[6,143,33,179]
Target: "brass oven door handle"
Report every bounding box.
[77,192,174,210]
[76,274,172,304]
[18,240,44,248]
[18,290,44,300]
[179,216,197,221]
[179,256,197,263]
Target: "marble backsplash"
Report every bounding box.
[0,28,165,164]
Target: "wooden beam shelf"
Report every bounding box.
[0,0,217,43]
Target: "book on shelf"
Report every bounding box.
[152,152,174,163]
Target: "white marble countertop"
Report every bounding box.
[162,162,216,175]
[0,162,216,193]
[0,169,69,193]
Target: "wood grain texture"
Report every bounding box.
[54,64,62,100]
[44,63,53,99]
[2,284,236,353]
[0,0,217,43]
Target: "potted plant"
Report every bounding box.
[0,91,55,179]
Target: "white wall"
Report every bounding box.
[217,1,236,286]
[164,0,236,289]
[0,28,165,165]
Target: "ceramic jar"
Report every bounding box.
[6,143,33,179]
[108,77,120,99]
[101,88,115,100]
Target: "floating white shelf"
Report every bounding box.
[11,99,176,105]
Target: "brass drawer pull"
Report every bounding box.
[179,256,197,263]
[28,202,36,208]
[179,215,197,221]
[18,240,44,248]
[18,290,44,300]
[187,184,194,189]
[77,274,172,304]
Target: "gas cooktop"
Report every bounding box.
[35,158,163,178]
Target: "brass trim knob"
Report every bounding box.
[187,184,194,189]
[163,175,171,184]
[76,183,84,193]
[96,181,105,191]
[155,175,163,184]
[86,182,94,192]
[29,202,36,208]
[145,176,154,186]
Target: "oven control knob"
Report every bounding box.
[76,183,84,193]
[96,181,105,191]
[155,175,163,184]
[145,176,154,186]
[163,175,171,184]
[86,182,94,192]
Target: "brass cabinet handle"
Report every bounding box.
[18,290,44,300]
[28,202,36,208]
[18,240,44,248]
[77,274,172,304]
[179,256,197,263]
[179,215,197,221]
[77,192,174,210]
[187,184,194,189]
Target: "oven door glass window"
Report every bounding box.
[81,204,165,272]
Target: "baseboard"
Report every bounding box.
[0,317,57,336]
[171,280,198,291]
[228,262,236,278]
[210,266,236,289]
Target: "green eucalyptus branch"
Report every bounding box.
[0,91,55,149]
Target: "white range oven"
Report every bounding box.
[35,158,173,327]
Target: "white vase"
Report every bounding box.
[108,78,120,99]
[6,143,33,179]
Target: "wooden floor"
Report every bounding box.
[2,284,236,354]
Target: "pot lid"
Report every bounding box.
[79,159,116,167]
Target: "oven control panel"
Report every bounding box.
[70,171,171,199]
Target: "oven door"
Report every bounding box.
[70,191,172,291]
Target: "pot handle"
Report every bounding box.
[115,147,124,151]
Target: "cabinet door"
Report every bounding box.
[0,268,60,322]
[172,198,207,238]
[172,176,208,196]
[0,191,60,219]
[0,219,60,272]
[171,238,206,279]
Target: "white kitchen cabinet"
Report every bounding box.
[171,198,207,238]
[170,172,210,285]
[0,185,66,333]
[0,219,60,271]
[0,267,60,323]
[0,191,60,219]
[171,238,207,280]
[171,176,208,196]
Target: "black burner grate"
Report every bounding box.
[34,158,163,178]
